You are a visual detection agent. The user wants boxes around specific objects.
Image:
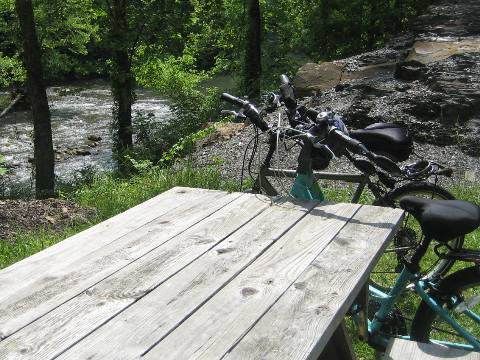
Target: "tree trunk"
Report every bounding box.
[393,0,403,33]
[245,0,261,100]
[109,0,134,171]
[15,0,55,199]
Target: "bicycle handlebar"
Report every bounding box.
[220,93,269,131]
[220,93,248,107]
[221,84,402,177]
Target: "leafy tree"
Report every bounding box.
[34,0,101,79]
[0,0,100,85]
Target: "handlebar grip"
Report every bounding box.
[220,93,248,107]
[220,93,269,132]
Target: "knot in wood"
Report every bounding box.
[241,287,258,297]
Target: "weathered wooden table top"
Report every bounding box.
[0,187,403,360]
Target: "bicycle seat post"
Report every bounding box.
[406,237,433,273]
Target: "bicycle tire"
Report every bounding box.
[370,182,463,291]
[410,267,480,345]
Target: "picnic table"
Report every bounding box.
[0,187,403,360]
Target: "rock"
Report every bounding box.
[45,215,56,224]
[87,135,102,142]
[394,60,426,81]
[197,123,247,148]
[413,0,480,38]
[406,100,441,119]
[75,149,91,156]
[344,63,396,81]
[440,101,473,124]
[87,141,98,148]
[294,62,345,97]
[395,84,411,92]
[406,39,480,64]
[55,154,65,161]
[27,156,34,163]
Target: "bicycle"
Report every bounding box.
[219,75,460,290]
[350,195,480,353]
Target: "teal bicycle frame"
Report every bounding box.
[287,172,480,352]
[366,266,480,352]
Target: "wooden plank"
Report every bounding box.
[0,187,208,286]
[0,188,239,340]
[54,198,318,360]
[0,192,262,358]
[141,202,362,360]
[222,205,403,360]
[385,339,480,360]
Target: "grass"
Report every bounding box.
[0,168,479,360]
[0,225,91,269]
[72,164,242,220]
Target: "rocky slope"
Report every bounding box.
[186,0,480,188]
[294,0,480,156]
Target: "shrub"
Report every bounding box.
[133,55,223,162]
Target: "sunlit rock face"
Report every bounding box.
[294,0,480,156]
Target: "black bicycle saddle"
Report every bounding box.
[399,196,480,242]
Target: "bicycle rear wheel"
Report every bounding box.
[370,182,463,291]
[411,267,480,346]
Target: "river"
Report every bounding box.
[0,79,171,192]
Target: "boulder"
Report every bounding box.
[87,135,102,142]
[294,62,345,97]
[394,60,426,81]
[75,148,91,156]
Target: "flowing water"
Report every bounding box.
[0,79,171,191]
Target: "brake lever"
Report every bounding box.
[264,92,282,113]
[307,134,336,159]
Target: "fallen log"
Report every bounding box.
[0,94,24,119]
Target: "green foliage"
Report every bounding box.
[0,225,89,269]
[0,0,102,85]
[159,123,219,165]
[0,154,6,175]
[134,55,223,161]
[0,0,431,89]
[0,52,25,86]
[34,0,101,79]
[73,164,241,220]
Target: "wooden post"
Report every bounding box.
[318,321,357,360]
